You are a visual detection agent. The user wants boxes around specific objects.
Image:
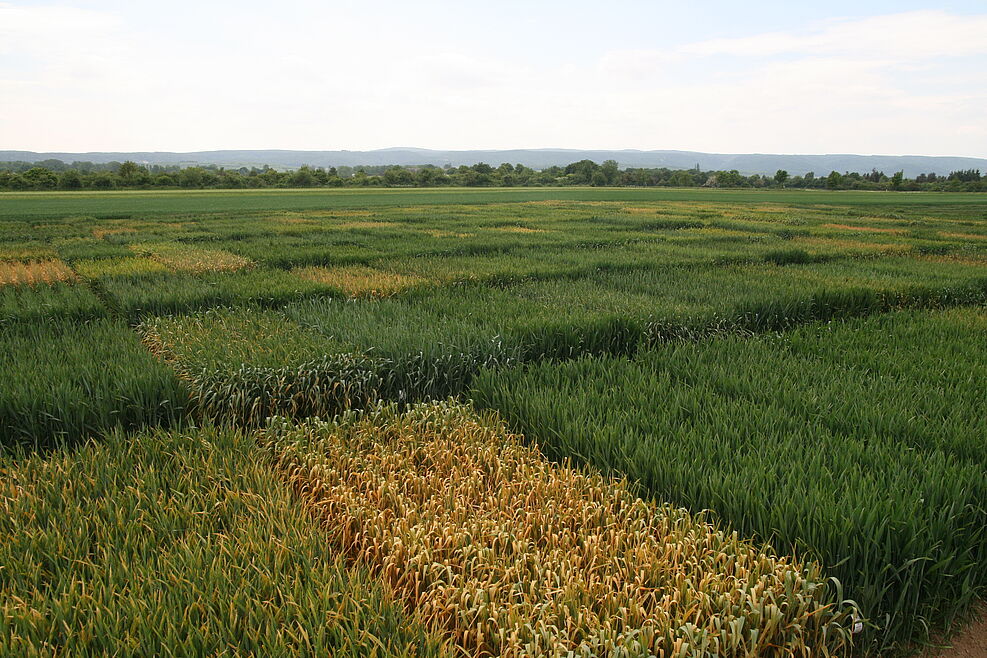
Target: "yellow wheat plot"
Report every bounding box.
[263,403,853,658]
[294,265,428,298]
[130,243,252,273]
[0,260,76,287]
[74,257,170,279]
[492,226,546,234]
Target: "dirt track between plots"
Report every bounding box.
[925,608,987,658]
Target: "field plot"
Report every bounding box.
[0,281,106,324]
[142,256,987,427]
[0,259,76,286]
[264,402,854,657]
[0,425,444,656]
[99,268,337,321]
[0,318,187,450]
[1,188,986,655]
[473,308,987,653]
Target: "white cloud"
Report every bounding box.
[681,10,987,60]
[598,49,680,80]
[0,2,124,55]
[0,4,984,156]
[584,10,987,157]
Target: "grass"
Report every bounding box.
[73,255,170,279]
[136,253,987,430]
[0,282,106,325]
[471,308,987,654]
[130,241,255,273]
[0,319,188,450]
[263,401,854,657]
[2,189,986,655]
[99,269,338,321]
[0,424,446,656]
[140,308,386,425]
[2,187,986,221]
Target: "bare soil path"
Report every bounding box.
[923,608,987,658]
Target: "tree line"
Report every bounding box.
[0,158,983,192]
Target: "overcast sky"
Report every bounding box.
[2,0,985,156]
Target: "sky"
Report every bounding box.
[1,0,986,157]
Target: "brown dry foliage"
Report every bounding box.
[0,260,77,287]
[263,403,853,658]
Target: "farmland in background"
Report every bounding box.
[1,187,985,655]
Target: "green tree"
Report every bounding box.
[179,167,208,188]
[564,160,599,185]
[890,171,904,190]
[774,169,789,186]
[58,170,83,189]
[6,174,30,190]
[290,166,316,187]
[601,160,619,185]
[118,160,140,180]
[718,170,744,187]
[383,167,413,186]
[826,171,843,189]
[91,173,116,189]
[415,167,437,187]
[670,170,694,187]
[23,167,58,190]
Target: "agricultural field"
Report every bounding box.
[1,187,986,656]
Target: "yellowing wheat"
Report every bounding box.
[823,223,906,235]
[264,403,852,658]
[294,265,428,298]
[0,260,77,287]
[795,236,909,254]
[92,227,138,239]
[425,230,474,238]
[338,221,399,230]
[492,226,546,234]
[74,257,170,279]
[940,231,987,241]
[130,243,253,273]
[0,245,58,262]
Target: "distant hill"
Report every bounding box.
[2,148,985,178]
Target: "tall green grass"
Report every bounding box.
[0,424,447,656]
[99,269,337,320]
[2,187,985,221]
[471,308,987,653]
[0,319,188,450]
[0,282,106,325]
[142,255,987,429]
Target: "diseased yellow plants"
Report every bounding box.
[130,242,253,273]
[294,265,428,298]
[263,402,854,657]
[0,259,76,287]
